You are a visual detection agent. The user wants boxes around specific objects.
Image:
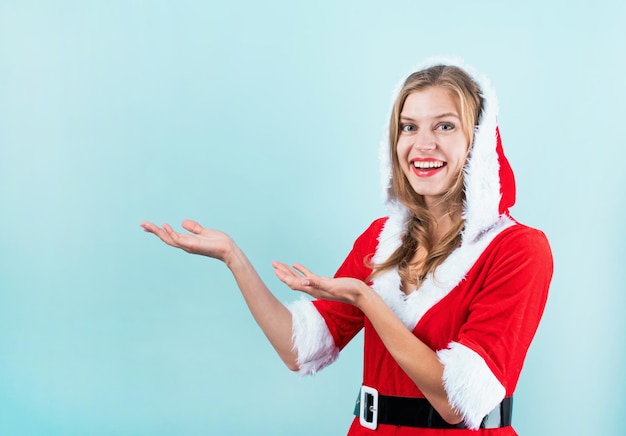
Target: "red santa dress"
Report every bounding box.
[287,58,553,435]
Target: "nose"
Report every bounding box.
[412,129,436,151]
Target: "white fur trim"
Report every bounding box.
[380,57,504,243]
[371,215,515,330]
[287,298,339,376]
[370,57,515,329]
[460,64,502,242]
[437,342,506,430]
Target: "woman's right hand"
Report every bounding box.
[140,220,234,263]
[141,218,298,369]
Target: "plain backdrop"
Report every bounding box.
[1,1,624,435]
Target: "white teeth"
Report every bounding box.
[412,161,444,169]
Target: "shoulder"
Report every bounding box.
[334,217,389,280]
[353,217,389,249]
[365,216,389,236]
[492,220,552,257]
[462,221,554,310]
[481,220,554,278]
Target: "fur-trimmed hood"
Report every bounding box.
[380,57,516,243]
[370,57,518,332]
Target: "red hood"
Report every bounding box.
[380,57,516,242]
[496,126,516,214]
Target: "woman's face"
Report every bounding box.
[396,86,469,207]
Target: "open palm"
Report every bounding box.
[140,219,233,261]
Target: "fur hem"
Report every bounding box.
[287,298,339,376]
[437,342,506,430]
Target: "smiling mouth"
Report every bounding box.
[412,161,446,170]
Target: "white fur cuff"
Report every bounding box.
[287,298,339,376]
[437,342,506,430]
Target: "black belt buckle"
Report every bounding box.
[358,385,379,430]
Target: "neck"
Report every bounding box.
[424,198,454,242]
[433,214,454,242]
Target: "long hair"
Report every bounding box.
[370,65,484,287]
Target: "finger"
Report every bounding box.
[140,221,157,233]
[271,261,284,270]
[274,267,312,291]
[181,219,204,235]
[163,223,178,239]
[292,263,315,277]
[140,222,173,244]
[273,266,298,287]
[160,223,187,247]
[272,261,303,278]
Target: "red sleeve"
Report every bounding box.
[312,217,387,350]
[457,225,553,392]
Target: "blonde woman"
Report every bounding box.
[141,58,553,434]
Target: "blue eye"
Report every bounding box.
[401,124,415,132]
[438,123,454,131]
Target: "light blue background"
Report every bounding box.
[1,1,624,435]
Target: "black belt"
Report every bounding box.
[354,386,512,430]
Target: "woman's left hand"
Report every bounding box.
[272,262,369,306]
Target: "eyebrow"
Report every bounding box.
[400,112,460,121]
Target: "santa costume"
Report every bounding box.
[287,58,553,434]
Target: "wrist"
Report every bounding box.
[222,239,242,268]
[354,282,376,309]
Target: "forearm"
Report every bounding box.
[225,245,299,370]
[357,288,462,424]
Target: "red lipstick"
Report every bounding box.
[410,158,446,177]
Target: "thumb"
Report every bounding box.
[182,219,204,234]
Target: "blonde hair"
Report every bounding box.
[371,65,484,287]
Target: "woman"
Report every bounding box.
[140,58,553,434]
